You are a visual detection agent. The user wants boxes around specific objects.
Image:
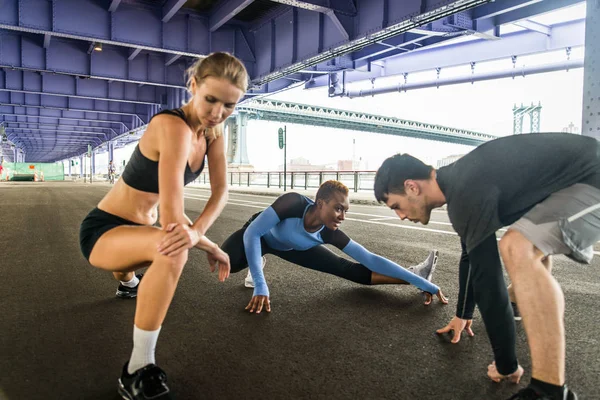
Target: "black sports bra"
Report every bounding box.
[121,109,207,194]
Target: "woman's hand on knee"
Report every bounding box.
[206,247,231,282]
[158,223,201,256]
[245,295,271,314]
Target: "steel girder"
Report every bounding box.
[0,30,189,90]
[0,0,495,87]
[1,114,129,131]
[5,122,114,135]
[0,68,163,106]
[305,17,585,90]
[0,103,144,129]
[0,0,566,161]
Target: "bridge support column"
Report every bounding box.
[80,156,84,176]
[226,113,251,166]
[108,141,114,162]
[512,103,542,134]
[91,150,96,176]
[582,0,600,138]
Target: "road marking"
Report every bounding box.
[369,216,398,221]
[345,217,459,236]
[185,194,456,230]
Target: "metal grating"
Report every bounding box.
[582,0,600,138]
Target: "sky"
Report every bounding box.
[81,3,587,175]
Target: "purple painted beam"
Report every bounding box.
[1,109,133,130]
[326,11,350,41]
[305,18,584,89]
[0,103,145,126]
[0,33,187,89]
[163,0,188,23]
[329,0,357,15]
[43,34,51,48]
[108,0,123,13]
[0,0,208,57]
[251,0,491,86]
[210,0,255,32]
[0,70,162,106]
[6,127,106,136]
[129,48,143,61]
[165,54,182,66]
[6,122,115,134]
[0,0,491,87]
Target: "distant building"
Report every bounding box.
[337,157,369,171]
[279,157,332,171]
[437,154,464,168]
[562,122,580,134]
[337,160,353,170]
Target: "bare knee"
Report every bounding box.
[154,249,189,270]
[499,230,544,274]
[151,231,189,271]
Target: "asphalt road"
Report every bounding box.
[1,182,598,400]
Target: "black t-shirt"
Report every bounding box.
[436,133,600,370]
[437,132,600,253]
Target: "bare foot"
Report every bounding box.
[487,361,524,383]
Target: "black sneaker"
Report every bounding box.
[116,274,144,299]
[507,385,578,400]
[118,362,171,400]
[511,302,522,321]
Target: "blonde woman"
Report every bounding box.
[79,52,247,399]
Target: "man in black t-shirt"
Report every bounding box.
[374,133,600,400]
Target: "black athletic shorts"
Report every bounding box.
[79,208,140,261]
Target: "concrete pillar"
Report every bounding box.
[226,113,250,165]
[108,141,114,162]
[582,0,600,138]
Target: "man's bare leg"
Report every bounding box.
[507,256,552,303]
[500,230,565,386]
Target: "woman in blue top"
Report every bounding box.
[221,180,448,314]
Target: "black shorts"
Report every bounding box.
[79,208,140,261]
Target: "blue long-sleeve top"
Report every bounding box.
[243,193,440,297]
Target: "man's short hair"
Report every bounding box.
[374,154,433,202]
[315,180,349,203]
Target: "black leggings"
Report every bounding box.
[221,225,372,285]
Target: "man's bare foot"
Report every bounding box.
[487,361,524,383]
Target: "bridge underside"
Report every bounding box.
[0,0,590,162]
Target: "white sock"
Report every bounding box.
[121,275,140,288]
[127,325,161,374]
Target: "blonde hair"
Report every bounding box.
[185,52,249,140]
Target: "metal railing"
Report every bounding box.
[194,170,377,192]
